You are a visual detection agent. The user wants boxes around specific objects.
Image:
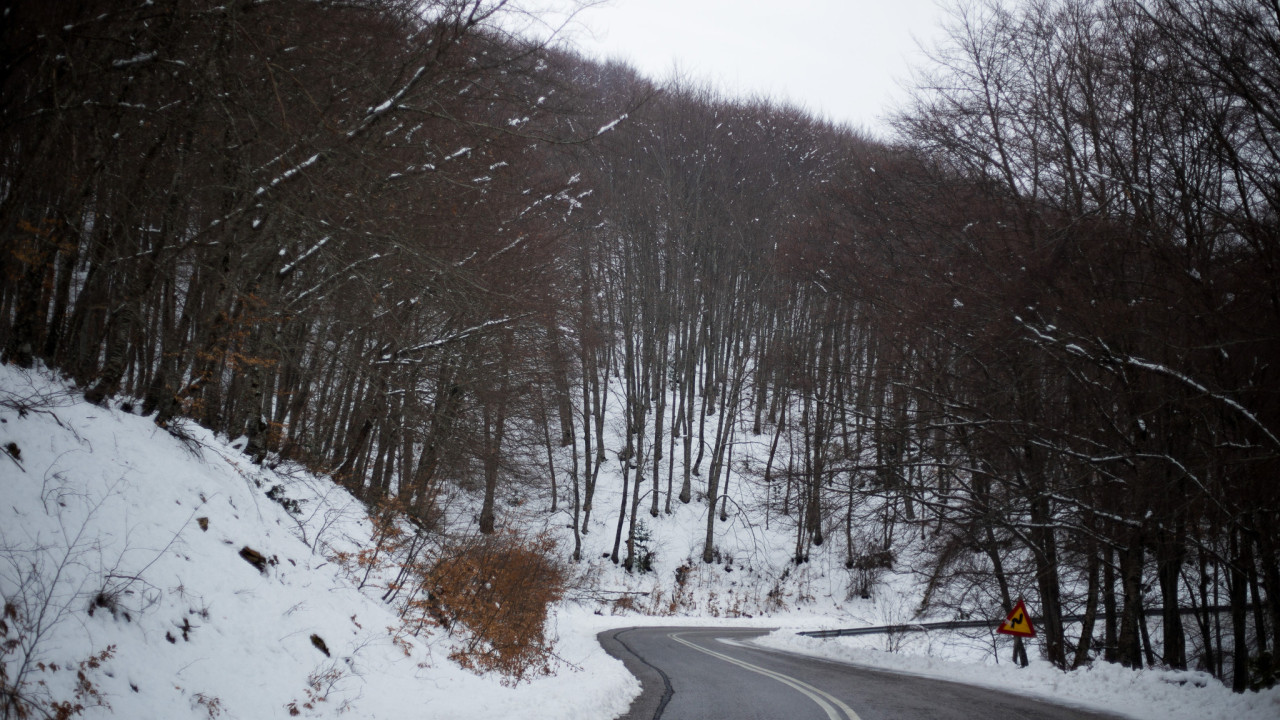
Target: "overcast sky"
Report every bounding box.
[539,0,952,137]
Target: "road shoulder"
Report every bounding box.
[597,627,671,720]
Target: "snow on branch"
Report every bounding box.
[1017,316,1280,452]
[285,252,386,307]
[595,114,628,137]
[278,236,329,278]
[346,65,427,139]
[1121,355,1280,452]
[487,234,526,262]
[255,153,320,197]
[378,315,528,364]
[255,144,299,174]
[112,52,157,68]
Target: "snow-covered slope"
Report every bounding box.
[0,363,634,720]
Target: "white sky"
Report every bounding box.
[540,0,953,137]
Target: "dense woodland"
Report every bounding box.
[2,0,1278,692]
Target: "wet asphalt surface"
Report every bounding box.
[600,627,1128,720]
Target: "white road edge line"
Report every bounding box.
[670,632,863,720]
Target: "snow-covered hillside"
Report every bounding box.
[3,362,1277,720]
[0,363,636,719]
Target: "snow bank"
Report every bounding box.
[753,629,1280,720]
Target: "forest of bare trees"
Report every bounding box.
[2,0,1276,692]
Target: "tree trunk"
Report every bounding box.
[1231,528,1250,692]
[1117,532,1145,669]
[1073,547,1101,669]
[1157,525,1187,669]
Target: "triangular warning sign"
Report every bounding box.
[997,599,1036,638]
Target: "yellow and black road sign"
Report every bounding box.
[997,598,1036,638]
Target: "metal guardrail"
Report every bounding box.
[799,618,1008,638]
[798,605,1241,638]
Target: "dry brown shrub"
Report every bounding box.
[405,532,565,684]
[610,594,638,615]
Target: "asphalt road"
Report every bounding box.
[599,627,1125,720]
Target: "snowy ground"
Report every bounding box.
[754,629,1279,720]
[2,362,1276,719]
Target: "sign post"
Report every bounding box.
[997,598,1035,667]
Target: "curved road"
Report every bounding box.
[600,627,1123,720]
